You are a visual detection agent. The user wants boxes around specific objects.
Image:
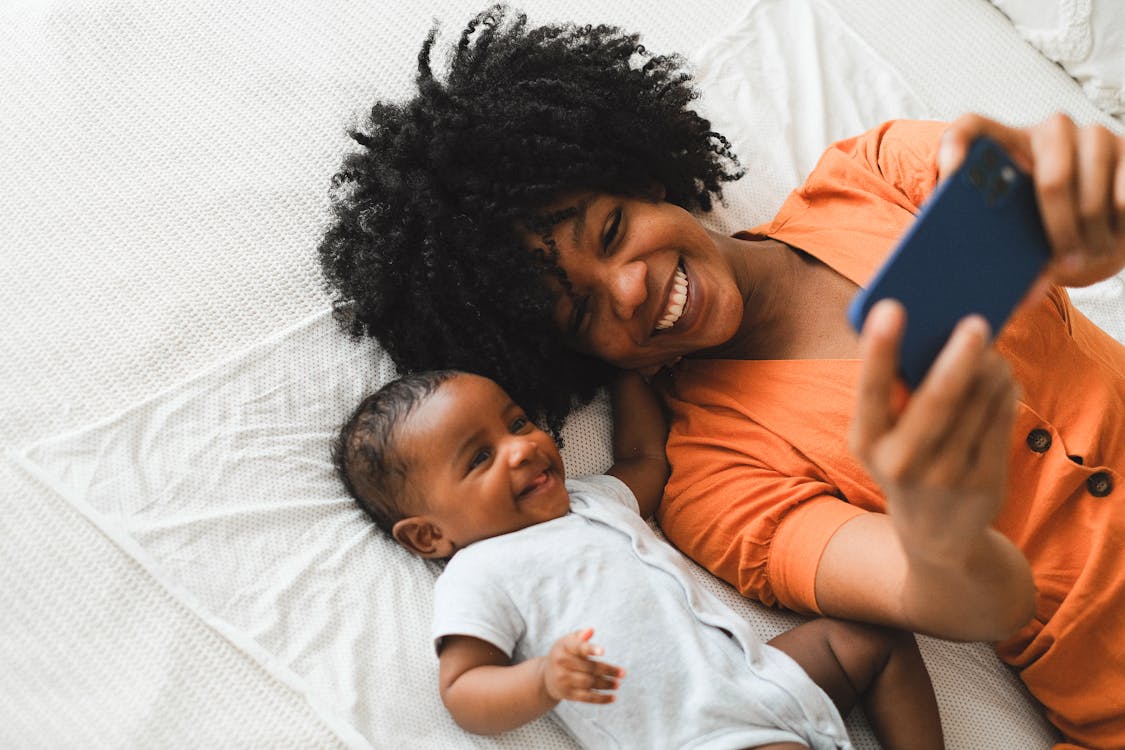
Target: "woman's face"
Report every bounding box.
[530,191,745,373]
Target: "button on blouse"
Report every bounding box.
[1026,428,1052,453]
[1088,471,1114,498]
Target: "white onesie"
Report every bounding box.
[431,474,852,750]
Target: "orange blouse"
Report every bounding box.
[656,120,1125,747]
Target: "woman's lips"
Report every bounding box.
[654,262,689,331]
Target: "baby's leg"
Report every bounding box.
[767,618,942,750]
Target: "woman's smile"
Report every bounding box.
[655,262,689,331]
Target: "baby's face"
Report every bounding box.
[399,374,570,549]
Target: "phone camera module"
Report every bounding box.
[969,166,987,189]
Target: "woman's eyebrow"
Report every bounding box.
[569,196,593,247]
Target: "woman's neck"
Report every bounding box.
[695,234,861,361]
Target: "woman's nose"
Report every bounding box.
[608,260,648,320]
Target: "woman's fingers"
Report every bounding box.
[965,367,1018,485]
[942,112,1125,288]
[1030,114,1081,267]
[855,311,994,484]
[850,299,906,460]
[1075,125,1116,250]
[921,350,1016,487]
[1059,124,1121,283]
[890,315,992,458]
[938,113,1034,178]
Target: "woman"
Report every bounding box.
[318,7,1125,747]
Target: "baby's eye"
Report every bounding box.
[510,416,530,433]
[468,448,491,470]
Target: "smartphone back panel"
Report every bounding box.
[847,137,1051,388]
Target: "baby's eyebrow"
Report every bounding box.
[453,428,487,464]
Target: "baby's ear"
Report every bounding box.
[392,516,454,559]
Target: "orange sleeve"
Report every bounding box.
[802,118,946,213]
[836,118,946,210]
[656,398,867,615]
[749,120,950,285]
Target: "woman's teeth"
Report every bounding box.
[655,264,688,331]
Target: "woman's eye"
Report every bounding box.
[468,448,491,470]
[602,208,622,252]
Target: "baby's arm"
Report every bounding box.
[605,371,669,519]
[439,628,624,735]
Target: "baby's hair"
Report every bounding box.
[333,369,462,535]
[319,3,742,436]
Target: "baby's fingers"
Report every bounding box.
[570,688,617,705]
[568,627,604,658]
[546,628,626,704]
[568,670,624,704]
[560,650,626,682]
[553,660,625,703]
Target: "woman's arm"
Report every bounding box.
[605,371,669,519]
[814,113,1122,640]
[820,300,1036,641]
[439,630,623,735]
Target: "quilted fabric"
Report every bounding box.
[989,0,1125,117]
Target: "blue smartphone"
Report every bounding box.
[846,136,1051,389]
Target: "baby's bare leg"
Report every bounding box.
[768,618,943,750]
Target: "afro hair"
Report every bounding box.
[318,4,742,435]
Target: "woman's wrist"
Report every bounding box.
[901,528,1035,639]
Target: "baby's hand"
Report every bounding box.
[541,628,624,705]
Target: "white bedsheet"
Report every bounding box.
[3,0,1122,747]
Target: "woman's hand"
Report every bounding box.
[541,628,624,705]
[938,113,1125,288]
[849,300,1018,566]
[846,299,1035,638]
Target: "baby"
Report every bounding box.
[333,370,943,749]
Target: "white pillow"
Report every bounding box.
[989,0,1125,117]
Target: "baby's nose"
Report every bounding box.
[506,437,538,466]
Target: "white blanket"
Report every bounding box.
[2,0,1121,747]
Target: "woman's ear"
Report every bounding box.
[392,516,455,559]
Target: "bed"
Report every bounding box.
[2,0,1122,747]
